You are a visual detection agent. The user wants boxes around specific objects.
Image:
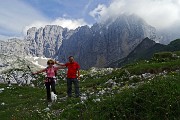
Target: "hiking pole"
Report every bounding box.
[27,65,39,84]
[27,65,33,81]
[27,65,46,89]
[27,65,33,73]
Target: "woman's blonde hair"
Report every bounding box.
[47,59,55,65]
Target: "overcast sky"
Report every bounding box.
[0,0,180,40]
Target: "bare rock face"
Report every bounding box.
[57,15,156,69]
[25,25,68,57]
[0,38,26,56]
[0,15,157,69]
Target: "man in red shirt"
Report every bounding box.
[56,56,80,97]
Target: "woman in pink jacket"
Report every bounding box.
[33,59,63,102]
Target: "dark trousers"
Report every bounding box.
[67,78,80,97]
[45,78,56,101]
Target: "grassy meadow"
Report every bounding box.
[0,51,180,120]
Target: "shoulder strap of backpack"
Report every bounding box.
[45,67,48,73]
[46,66,57,76]
[53,66,57,76]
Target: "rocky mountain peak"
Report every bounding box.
[57,15,157,69]
[0,14,159,69]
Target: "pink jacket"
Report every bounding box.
[43,66,59,78]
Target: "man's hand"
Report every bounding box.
[55,61,64,66]
[55,60,58,64]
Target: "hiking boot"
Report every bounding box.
[48,102,52,107]
[67,95,72,98]
[47,99,52,102]
[75,95,80,98]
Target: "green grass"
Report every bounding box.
[0,85,46,119]
[0,51,180,119]
[59,72,180,120]
[122,59,180,75]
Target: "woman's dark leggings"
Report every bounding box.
[45,78,56,101]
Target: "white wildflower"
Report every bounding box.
[1,102,5,105]
[93,98,101,102]
[44,107,50,112]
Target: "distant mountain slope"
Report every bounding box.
[109,38,180,67]
[0,38,26,57]
[0,54,38,73]
[0,47,48,73]
[165,39,180,51]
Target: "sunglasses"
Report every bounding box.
[48,63,54,65]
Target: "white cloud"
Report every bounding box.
[0,0,90,39]
[90,0,180,29]
[51,18,89,29]
[89,4,107,21]
[0,0,48,36]
[23,18,90,35]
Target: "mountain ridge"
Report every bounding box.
[108,38,180,67]
[0,14,163,69]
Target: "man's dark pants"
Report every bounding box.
[67,78,80,97]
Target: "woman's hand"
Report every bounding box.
[32,72,36,75]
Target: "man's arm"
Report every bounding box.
[56,65,66,69]
[55,61,66,66]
